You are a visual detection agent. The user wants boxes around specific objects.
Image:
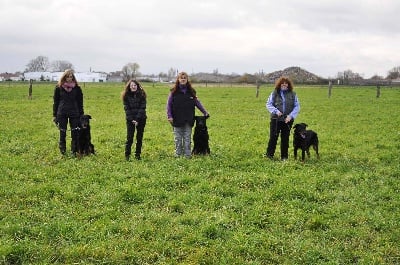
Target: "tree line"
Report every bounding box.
[24,55,179,82]
[21,55,400,83]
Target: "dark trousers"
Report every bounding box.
[266,118,293,159]
[125,119,146,157]
[57,115,80,154]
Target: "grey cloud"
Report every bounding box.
[0,0,399,77]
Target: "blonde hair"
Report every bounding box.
[57,69,79,86]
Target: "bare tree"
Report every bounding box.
[167,67,177,82]
[158,72,167,82]
[337,69,363,84]
[51,60,74,72]
[370,74,384,80]
[121,62,140,82]
[25,56,50,72]
[386,66,400,79]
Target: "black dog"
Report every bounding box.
[78,114,95,156]
[293,123,319,161]
[192,115,210,155]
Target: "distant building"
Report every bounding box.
[75,72,107,82]
[24,72,55,81]
[107,71,124,82]
[0,72,23,81]
[392,78,400,85]
[23,71,107,82]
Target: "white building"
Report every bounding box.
[75,72,107,82]
[24,71,107,82]
[24,72,59,81]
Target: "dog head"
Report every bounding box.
[294,123,308,138]
[194,116,207,129]
[80,114,92,129]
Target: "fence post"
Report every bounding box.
[376,85,381,98]
[328,80,332,98]
[28,79,33,100]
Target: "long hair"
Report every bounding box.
[57,69,79,87]
[121,79,146,100]
[170,71,196,96]
[274,76,294,92]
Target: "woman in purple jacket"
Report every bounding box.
[166,72,209,158]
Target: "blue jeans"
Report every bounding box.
[173,123,192,158]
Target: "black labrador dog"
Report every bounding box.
[78,114,95,156]
[293,123,319,161]
[192,115,210,155]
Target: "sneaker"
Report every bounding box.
[135,155,141,160]
[125,155,130,161]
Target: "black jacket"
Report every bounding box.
[171,91,196,127]
[123,90,147,121]
[53,86,84,117]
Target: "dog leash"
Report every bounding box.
[273,117,292,137]
[56,126,79,133]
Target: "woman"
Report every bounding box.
[53,69,84,156]
[265,76,300,161]
[166,72,209,158]
[121,79,147,161]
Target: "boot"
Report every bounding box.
[71,129,79,156]
[59,130,67,155]
[135,143,142,160]
[59,141,66,155]
[125,143,132,161]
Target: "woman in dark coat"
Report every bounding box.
[166,72,209,158]
[265,76,300,160]
[121,79,147,161]
[53,69,84,156]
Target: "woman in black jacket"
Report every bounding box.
[121,79,147,161]
[53,69,84,156]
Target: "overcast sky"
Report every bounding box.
[1,0,399,78]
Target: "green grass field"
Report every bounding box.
[1,82,399,264]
